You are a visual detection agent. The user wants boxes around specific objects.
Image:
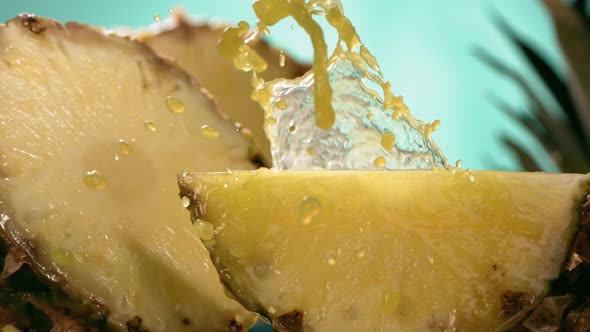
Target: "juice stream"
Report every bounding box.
[218,0,448,170]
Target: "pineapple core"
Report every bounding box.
[179,169,588,331]
[0,16,256,331]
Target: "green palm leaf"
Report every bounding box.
[478,0,590,173]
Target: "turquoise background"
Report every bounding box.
[0,0,564,170]
[0,1,568,330]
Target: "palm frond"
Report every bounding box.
[500,135,543,171]
[477,1,590,173]
[572,0,590,29]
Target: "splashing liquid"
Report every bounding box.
[220,0,447,170]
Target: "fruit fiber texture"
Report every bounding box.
[142,17,310,165]
[0,14,257,331]
[179,169,589,331]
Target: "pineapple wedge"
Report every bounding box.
[0,15,257,331]
[141,18,310,165]
[179,169,589,331]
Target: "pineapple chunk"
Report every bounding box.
[179,169,589,331]
[0,15,257,331]
[141,18,310,164]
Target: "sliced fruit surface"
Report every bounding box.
[0,15,256,331]
[142,18,310,165]
[179,169,589,331]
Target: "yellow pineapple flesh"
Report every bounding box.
[179,169,589,331]
[141,18,310,164]
[0,15,257,331]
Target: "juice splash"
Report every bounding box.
[219,0,447,170]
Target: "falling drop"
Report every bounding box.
[367,113,374,120]
[153,14,161,22]
[279,51,286,67]
[300,196,321,225]
[266,117,277,126]
[467,173,475,182]
[84,171,107,191]
[144,121,157,132]
[455,159,462,168]
[374,156,386,168]
[200,125,219,139]
[180,196,190,208]
[288,124,296,134]
[118,139,132,155]
[307,147,315,155]
[381,132,395,151]
[165,96,185,113]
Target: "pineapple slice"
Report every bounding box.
[179,169,589,331]
[141,18,310,165]
[0,15,257,331]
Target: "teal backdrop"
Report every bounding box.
[0,0,565,170]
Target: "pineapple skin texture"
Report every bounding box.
[179,169,589,332]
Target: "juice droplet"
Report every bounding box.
[153,14,161,22]
[279,51,286,67]
[218,21,268,73]
[300,196,321,225]
[180,196,190,208]
[307,147,315,155]
[382,289,401,315]
[118,139,132,155]
[325,254,336,266]
[84,170,107,190]
[200,125,219,139]
[467,173,475,182]
[266,117,277,126]
[381,132,395,151]
[168,8,174,14]
[424,119,441,138]
[374,156,386,168]
[144,121,157,132]
[455,159,462,168]
[51,248,75,265]
[275,99,287,110]
[356,249,366,259]
[367,113,373,120]
[165,96,185,113]
[288,124,297,134]
[195,219,215,241]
